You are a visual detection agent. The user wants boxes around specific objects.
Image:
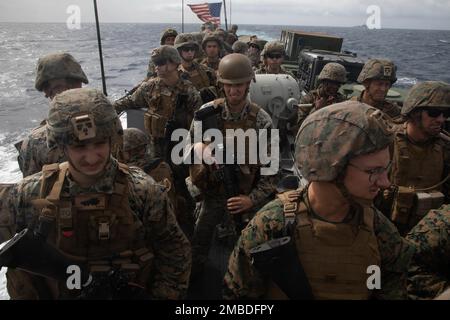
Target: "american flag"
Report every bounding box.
[187,2,222,26]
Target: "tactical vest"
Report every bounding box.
[212,98,261,195]
[31,162,154,298]
[266,189,381,300]
[201,58,220,71]
[179,63,211,90]
[143,79,191,140]
[389,127,446,227]
[351,92,401,120]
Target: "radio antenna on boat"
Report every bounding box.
[182,0,185,32]
[93,0,108,96]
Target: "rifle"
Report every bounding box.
[164,93,189,163]
[249,234,313,300]
[193,105,244,230]
[0,219,149,299]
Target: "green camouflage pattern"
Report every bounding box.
[401,81,450,116]
[406,204,450,300]
[174,33,199,50]
[122,128,149,152]
[261,41,285,57]
[297,87,346,128]
[7,158,191,299]
[217,53,254,84]
[317,62,347,83]
[231,41,249,54]
[160,28,178,45]
[17,121,66,177]
[295,101,394,182]
[46,88,123,149]
[357,58,397,84]
[201,34,222,50]
[34,52,88,91]
[223,192,415,299]
[350,91,402,120]
[151,45,182,65]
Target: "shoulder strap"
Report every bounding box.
[276,188,308,230]
[245,102,261,129]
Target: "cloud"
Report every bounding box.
[0,0,449,29]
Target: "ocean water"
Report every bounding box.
[0,22,449,299]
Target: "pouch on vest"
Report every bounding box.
[391,186,415,224]
[414,191,444,220]
[144,112,168,139]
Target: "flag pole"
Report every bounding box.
[93,0,107,96]
[182,0,184,32]
[222,0,228,31]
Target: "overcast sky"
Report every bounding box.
[1,0,449,30]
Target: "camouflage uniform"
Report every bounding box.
[224,101,415,300]
[174,33,218,103]
[6,88,191,300]
[406,205,449,300]
[377,82,450,235]
[188,54,277,298]
[297,63,347,129]
[352,59,402,121]
[17,52,88,177]
[147,28,178,79]
[247,39,262,69]
[255,41,293,77]
[254,65,295,77]
[200,35,222,71]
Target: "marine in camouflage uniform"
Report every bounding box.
[406,204,449,300]
[174,33,218,104]
[224,101,415,300]
[188,54,277,298]
[297,63,347,129]
[247,39,262,70]
[255,41,294,77]
[5,88,191,300]
[376,81,450,235]
[17,52,88,177]
[147,28,178,79]
[200,35,222,71]
[351,59,402,121]
[232,41,248,55]
[114,46,201,238]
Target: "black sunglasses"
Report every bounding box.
[267,53,282,59]
[425,108,450,118]
[181,47,197,52]
[249,44,259,49]
[153,58,168,67]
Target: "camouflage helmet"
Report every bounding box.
[202,34,222,50]
[247,39,262,50]
[295,101,394,182]
[35,52,88,91]
[262,41,285,57]
[122,128,149,152]
[213,29,227,41]
[232,41,249,54]
[174,33,199,51]
[401,81,450,116]
[357,59,397,84]
[46,88,123,149]
[318,63,347,83]
[217,53,254,84]
[151,45,182,65]
[160,28,178,45]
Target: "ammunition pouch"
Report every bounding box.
[144,112,168,139]
[391,186,445,229]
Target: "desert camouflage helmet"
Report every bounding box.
[122,128,149,152]
[247,39,262,50]
[160,28,178,45]
[318,62,347,83]
[202,34,222,50]
[295,100,394,182]
[217,53,254,84]
[151,45,182,65]
[46,88,123,149]
[35,52,88,91]
[357,59,397,84]
[262,41,285,57]
[174,33,199,51]
[401,81,450,116]
[232,41,249,54]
